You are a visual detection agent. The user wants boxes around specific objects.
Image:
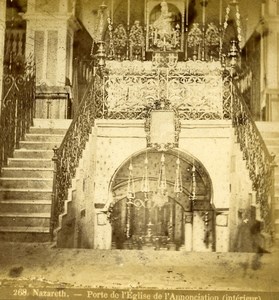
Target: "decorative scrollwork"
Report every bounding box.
[187,22,221,61]
[129,20,145,61]
[113,24,128,60]
[232,84,275,233]
[95,62,232,121]
[53,71,103,227]
[0,62,36,174]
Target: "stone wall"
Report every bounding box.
[56,119,257,252]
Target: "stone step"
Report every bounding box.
[7,158,52,168]
[33,118,72,129]
[274,204,279,219]
[1,167,53,178]
[275,219,279,233]
[25,134,65,143]
[0,213,50,227]
[13,150,54,159]
[19,141,60,150]
[0,226,51,242]
[0,178,53,189]
[0,200,51,213]
[0,189,52,200]
[29,127,68,135]
[266,145,279,155]
[261,132,279,139]
[263,138,279,146]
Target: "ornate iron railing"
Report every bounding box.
[72,58,94,116]
[232,84,275,232]
[0,61,36,174]
[52,69,103,230]
[94,61,232,120]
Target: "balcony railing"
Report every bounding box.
[94,60,232,120]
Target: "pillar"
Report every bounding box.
[261,0,279,120]
[23,0,79,118]
[0,0,6,111]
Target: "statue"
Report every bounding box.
[149,1,180,51]
[153,1,173,38]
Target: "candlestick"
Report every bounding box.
[127,0,130,27]
[219,0,222,25]
[186,0,189,26]
[111,0,114,24]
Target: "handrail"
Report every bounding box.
[0,62,36,174]
[232,82,275,232]
[51,68,103,231]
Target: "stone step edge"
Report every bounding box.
[8,158,52,161]
[0,212,50,218]
[14,149,54,153]
[25,133,65,137]
[0,200,51,204]
[0,178,53,181]
[0,188,52,192]
[1,167,53,171]
[0,226,50,233]
[20,141,59,144]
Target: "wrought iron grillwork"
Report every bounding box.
[0,61,36,174]
[232,84,275,232]
[52,70,103,228]
[96,61,232,120]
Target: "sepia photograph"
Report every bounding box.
[0,0,278,299]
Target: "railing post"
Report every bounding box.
[50,146,59,241]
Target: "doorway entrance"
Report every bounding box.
[109,149,214,251]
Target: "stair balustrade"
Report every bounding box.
[0,60,36,174]
[232,83,276,234]
[51,68,104,234]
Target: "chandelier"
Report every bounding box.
[174,156,183,196]
[126,151,186,209]
[189,164,197,201]
[126,161,135,202]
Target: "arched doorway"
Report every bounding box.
[109,149,214,251]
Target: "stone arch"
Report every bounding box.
[107,148,213,209]
[106,148,215,251]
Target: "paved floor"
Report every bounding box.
[0,242,278,292]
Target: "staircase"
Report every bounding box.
[257,122,279,242]
[0,119,70,242]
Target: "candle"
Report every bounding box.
[127,0,130,27]
[202,5,205,26]
[111,0,114,24]
[186,0,189,26]
[219,0,222,25]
